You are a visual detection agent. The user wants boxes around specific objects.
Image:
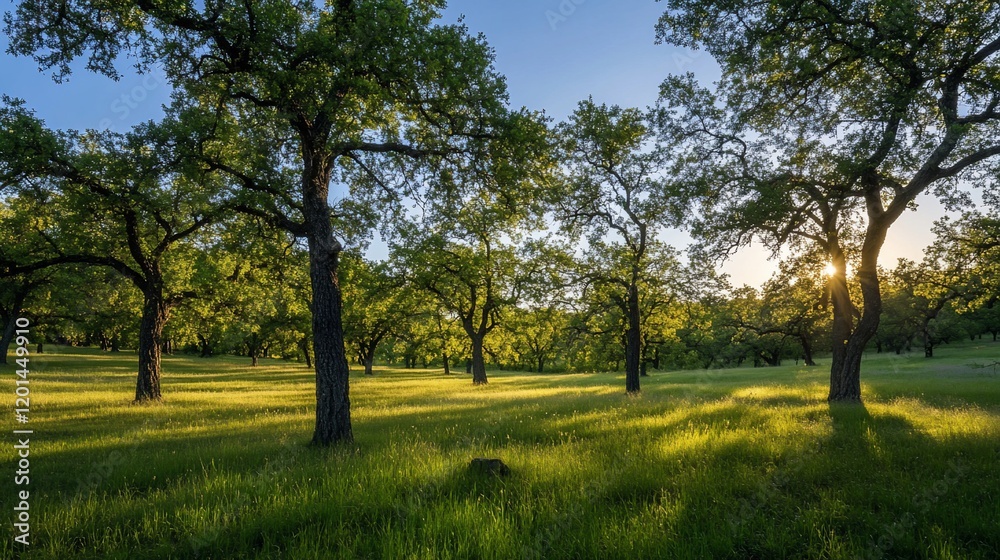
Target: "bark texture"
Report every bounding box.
[304,154,353,445]
[135,291,169,403]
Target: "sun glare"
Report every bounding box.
[823,263,837,276]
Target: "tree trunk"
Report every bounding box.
[304,155,353,446]
[800,334,817,366]
[135,290,169,403]
[828,251,857,400]
[246,335,261,364]
[357,341,377,376]
[111,334,121,352]
[765,351,781,367]
[0,314,16,365]
[828,234,884,402]
[922,320,935,358]
[443,353,451,375]
[300,336,312,368]
[198,334,213,357]
[624,282,641,394]
[466,358,472,374]
[470,334,488,385]
[1,292,30,365]
[538,355,544,373]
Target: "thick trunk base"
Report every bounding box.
[134,295,167,403]
[471,337,488,385]
[828,356,862,403]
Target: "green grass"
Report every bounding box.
[2,341,1000,559]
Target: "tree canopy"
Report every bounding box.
[657,0,1000,401]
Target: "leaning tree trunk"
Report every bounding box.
[470,334,488,385]
[135,290,169,403]
[304,156,353,446]
[800,334,817,366]
[624,282,642,394]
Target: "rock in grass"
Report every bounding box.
[469,458,510,476]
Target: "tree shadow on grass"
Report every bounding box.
[651,399,997,559]
[24,360,1000,559]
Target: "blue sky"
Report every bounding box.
[440,1,715,120]
[0,0,945,287]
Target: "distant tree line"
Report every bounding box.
[4,209,997,381]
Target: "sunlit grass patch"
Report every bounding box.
[2,341,999,559]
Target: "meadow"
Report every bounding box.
[2,342,999,559]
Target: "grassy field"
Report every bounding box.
[2,342,999,559]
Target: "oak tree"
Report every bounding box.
[658,0,1000,401]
